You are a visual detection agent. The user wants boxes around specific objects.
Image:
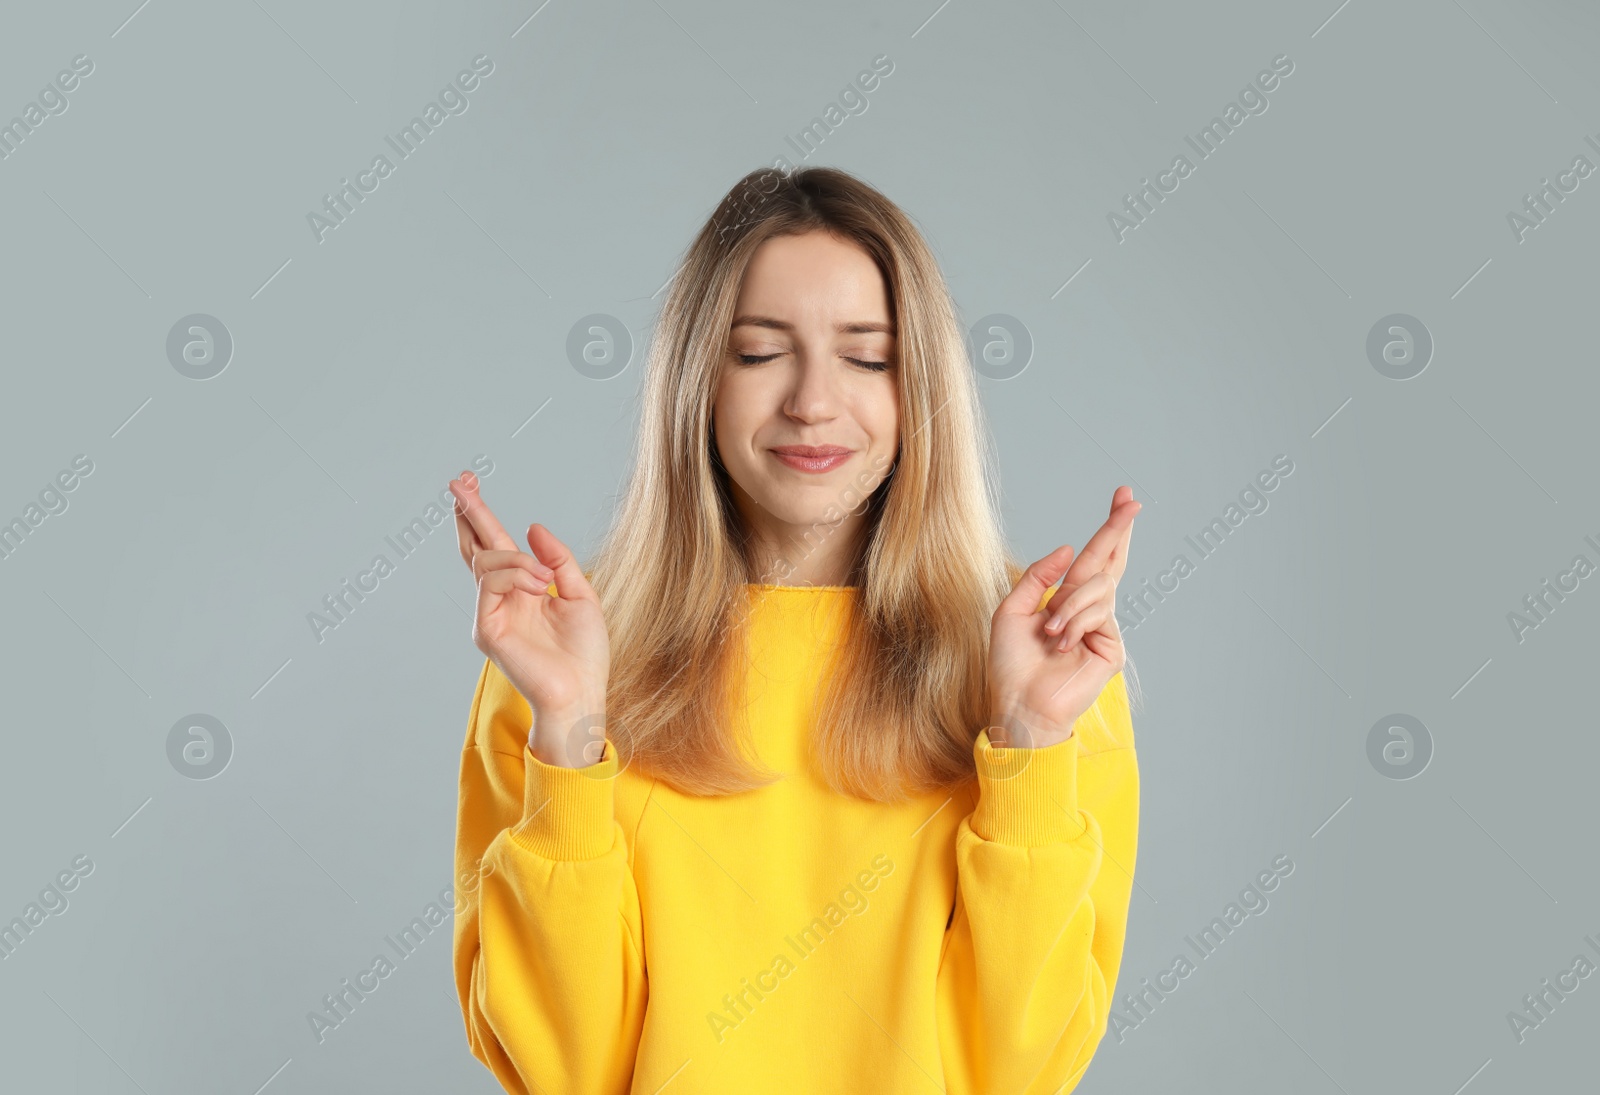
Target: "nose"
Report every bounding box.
[782,346,843,422]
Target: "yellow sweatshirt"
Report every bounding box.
[453,583,1139,1094]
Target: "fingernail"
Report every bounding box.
[1046,613,1062,632]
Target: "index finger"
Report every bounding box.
[1062,486,1140,588]
[449,472,520,555]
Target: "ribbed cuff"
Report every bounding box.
[508,737,619,861]
[971,728,1085,847]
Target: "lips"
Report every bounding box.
[770,445,852,473]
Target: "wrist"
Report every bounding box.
[529,702,609,769]
[985,701,1073,750]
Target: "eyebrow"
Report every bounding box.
[730,314,895,336]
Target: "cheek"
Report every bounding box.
[868,379,899,449]
[712,379,765,461]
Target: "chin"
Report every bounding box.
[757,494,839,527]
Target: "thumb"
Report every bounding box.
[525,524,595,603]
[998,544,1075,618]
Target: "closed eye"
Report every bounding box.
[734,352,892,372]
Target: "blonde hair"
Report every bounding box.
[586,165,1139,801]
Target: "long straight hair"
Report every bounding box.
[585,166,1138,802]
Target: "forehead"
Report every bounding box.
[732,231,893,331]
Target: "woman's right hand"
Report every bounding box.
[448,471,610,768]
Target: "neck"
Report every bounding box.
[744,523,864,587]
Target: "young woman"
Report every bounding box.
[447,166,1141,1095]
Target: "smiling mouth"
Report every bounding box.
[770,447,852,473]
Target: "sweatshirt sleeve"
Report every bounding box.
[936,670,1139,1095]
[452,656,649,1095]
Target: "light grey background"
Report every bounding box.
[2,0,1596,1092]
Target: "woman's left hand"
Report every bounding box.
[986,486,1141,749]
